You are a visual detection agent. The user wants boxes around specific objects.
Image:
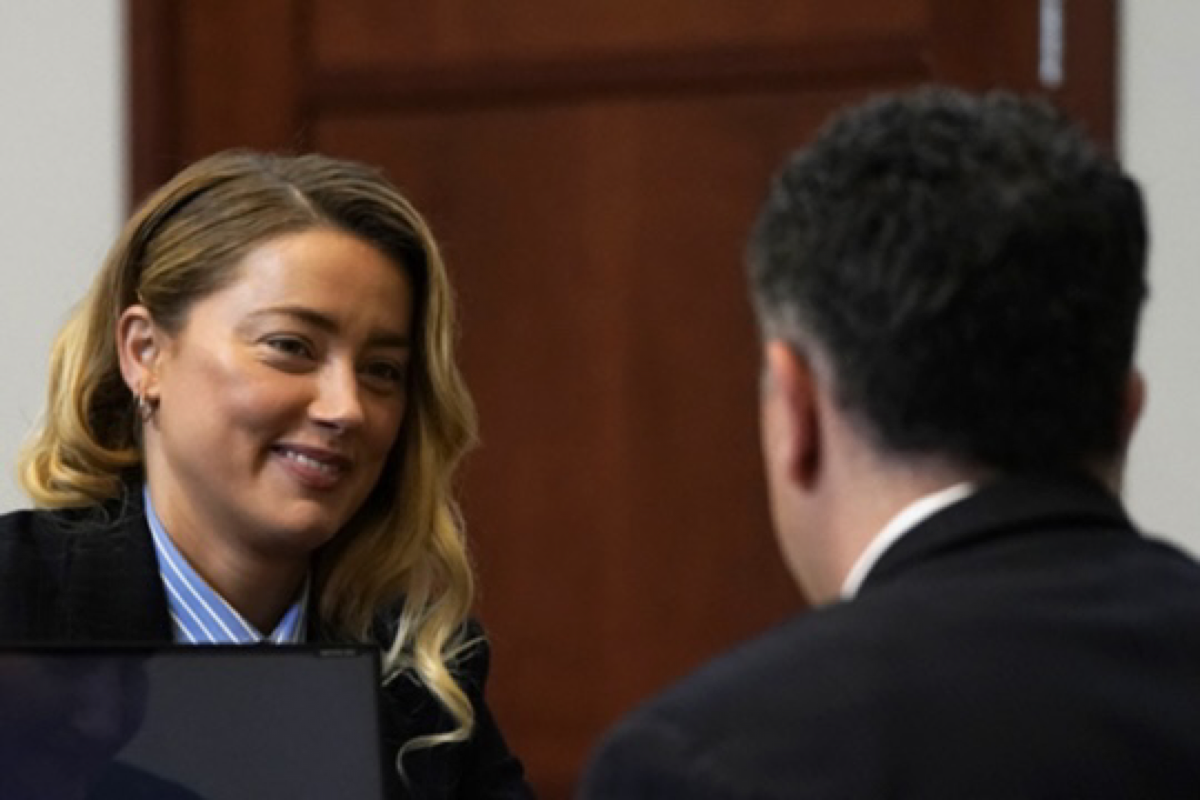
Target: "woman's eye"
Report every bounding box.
[362,361,407,386]
[265,337,313,359]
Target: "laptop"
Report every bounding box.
[0,644,387,800]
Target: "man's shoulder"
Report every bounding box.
[682,603,890,710]
[581,526,1200,799]
[602,514,1200,733]
[581,609,884,799]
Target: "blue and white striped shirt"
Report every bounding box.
[145,486,308,644]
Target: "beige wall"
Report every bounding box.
[0,1,1196,553]
[1119,0,1200,553]
[0,1,124,509]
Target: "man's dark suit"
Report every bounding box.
[580,473,1200,799]
[0,489,530,800]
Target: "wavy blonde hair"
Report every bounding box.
[19,150,481,751]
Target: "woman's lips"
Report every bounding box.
[272,445,351,489]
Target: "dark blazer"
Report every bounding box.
[580,473,1200,799]
[0,491,532,800]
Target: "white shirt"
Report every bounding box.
[839,482,976,600]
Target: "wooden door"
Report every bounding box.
[128,2,1115,796]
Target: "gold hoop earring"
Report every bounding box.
[137,392,157,422]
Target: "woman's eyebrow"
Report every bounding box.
[249,305,411,347]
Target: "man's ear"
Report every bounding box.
[1097,368,1146,494]
[763,339,821,488]
[116,304,163,399]
[1119,368,1146,453]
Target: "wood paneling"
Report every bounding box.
[309,38,928,115]
[309,0,929,70]
[929,0,1116,149]
[127,0,180,204]
[127,0,308,201]
[127,2,1117,796]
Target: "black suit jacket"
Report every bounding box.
[580,473,1200,799]
[0,492,532,800]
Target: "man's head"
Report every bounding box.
[749,87,1148,597]
[751,87,1147,474]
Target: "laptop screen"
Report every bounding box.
[0,645,386,800]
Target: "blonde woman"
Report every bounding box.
[0,150,531,799]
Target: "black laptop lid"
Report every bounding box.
[0,644,386,800]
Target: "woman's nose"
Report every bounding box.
[310,362,365,431]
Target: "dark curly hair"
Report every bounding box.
[748,87,1147,472]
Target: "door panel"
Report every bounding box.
[309,0,929,69]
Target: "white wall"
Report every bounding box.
[1119,0,1200,553]
[0,1,124,510]
[0,2,1196,553]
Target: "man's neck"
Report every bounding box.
[812,448,990,604]
[838,481,976,600]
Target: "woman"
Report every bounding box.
[0,150,531,798]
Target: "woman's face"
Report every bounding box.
[135,228,413,565]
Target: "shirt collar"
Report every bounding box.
[145,485,308,644]
[839,482,976,601]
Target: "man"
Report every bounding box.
[579,87,1200,798]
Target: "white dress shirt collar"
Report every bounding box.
[839,482,976,600]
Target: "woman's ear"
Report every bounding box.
[116,304,162,400]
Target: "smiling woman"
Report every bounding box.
[0,151,532,799]
[118,228,414,629]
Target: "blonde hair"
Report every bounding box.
[19,150,481,751]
